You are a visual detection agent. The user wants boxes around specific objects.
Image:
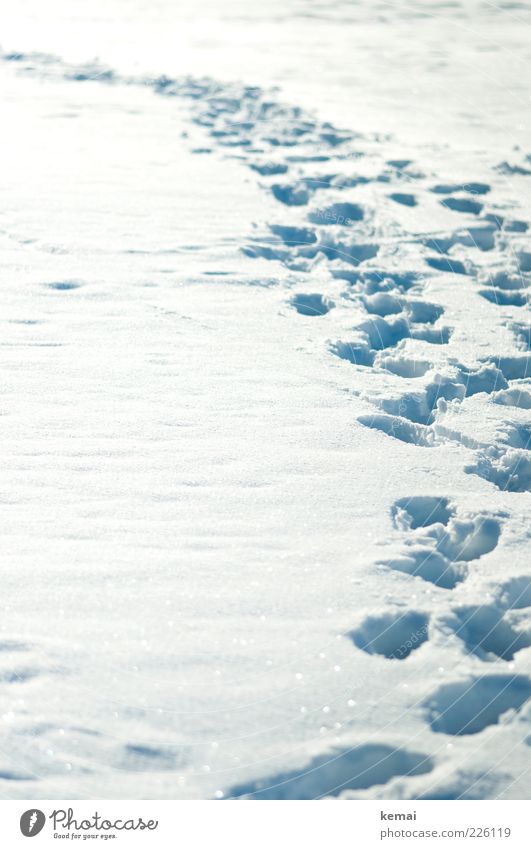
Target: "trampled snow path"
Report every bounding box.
[0,48,530,800]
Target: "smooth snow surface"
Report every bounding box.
[0,0,530,800]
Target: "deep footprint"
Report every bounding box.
[228,744,433,799]
[425,675,531,735]
[358,414,435,447]
[440,196,483,215]
[498,577,531,610]
[380,549,467,590]
[392,496,454,530]
[290,293,334,316]
[350,610,429,659]
[443,605,531,661]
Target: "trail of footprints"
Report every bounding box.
[359,496,528,664]
[2,50,531,798]
[162,62,531,791]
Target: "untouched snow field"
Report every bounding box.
[0,0,530,800]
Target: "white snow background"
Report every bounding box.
[0,0,530,800]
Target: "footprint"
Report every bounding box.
[380,549,467,590]
[504,220,528,233]
[387,159,413,170]
[434,515,501,562]
[330,341,375,367]
[0,769,36,781]
[290,293,334,316]
[318,129,352,147]
[498,577,531,610]
[246,230,378,270]
[392,496,454,530]
[492,388,531,409]
[307,201,364,225]
[242,243,289,263]
[332,268,421,293]
[0,639,30,652]
[444,604,531,661]
[389,193,417,207]
[350,610,429,659]
[465,447,531,492]
[424,225,496,254]
[45,280,82,291]
[269,224,317,246]
[424,236,460,255]
[458,225,496,251]
[485,355,531,381]
[431,182,490,196]
[511,322,531,351]
[360,373,473,432]
[440,197,483,215]
[303,174,339,190]
[374,379,464,425]
[118,743,184,772]
[271,182,311,206]
[227,744,433,799]
[417,768,517,800]
[479,289,528,307]
[354,315,450,351]
[329,174,370,189]
[425,675,531,735]
[358,414,434,447]
[271,173,340,206]
[426,256,469,275]
[517,250,531,273]
[479,271,529,291]
[361,295,443,325]
[498,422,531,450]
[456,362,507,396]
[0,667,40,684]
[0,639,63,698]
[355,316,411,352]
[286,154,332,164]
[320,238,379,265]
[406,301,445,324]
[380,505,501,589]
[249,161,289,176]
[378,356,432,378]
[495,161,531,176]
[362,293,404,316]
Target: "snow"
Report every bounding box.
[0,0,530,801]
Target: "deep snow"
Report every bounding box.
[0,0,530,801]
